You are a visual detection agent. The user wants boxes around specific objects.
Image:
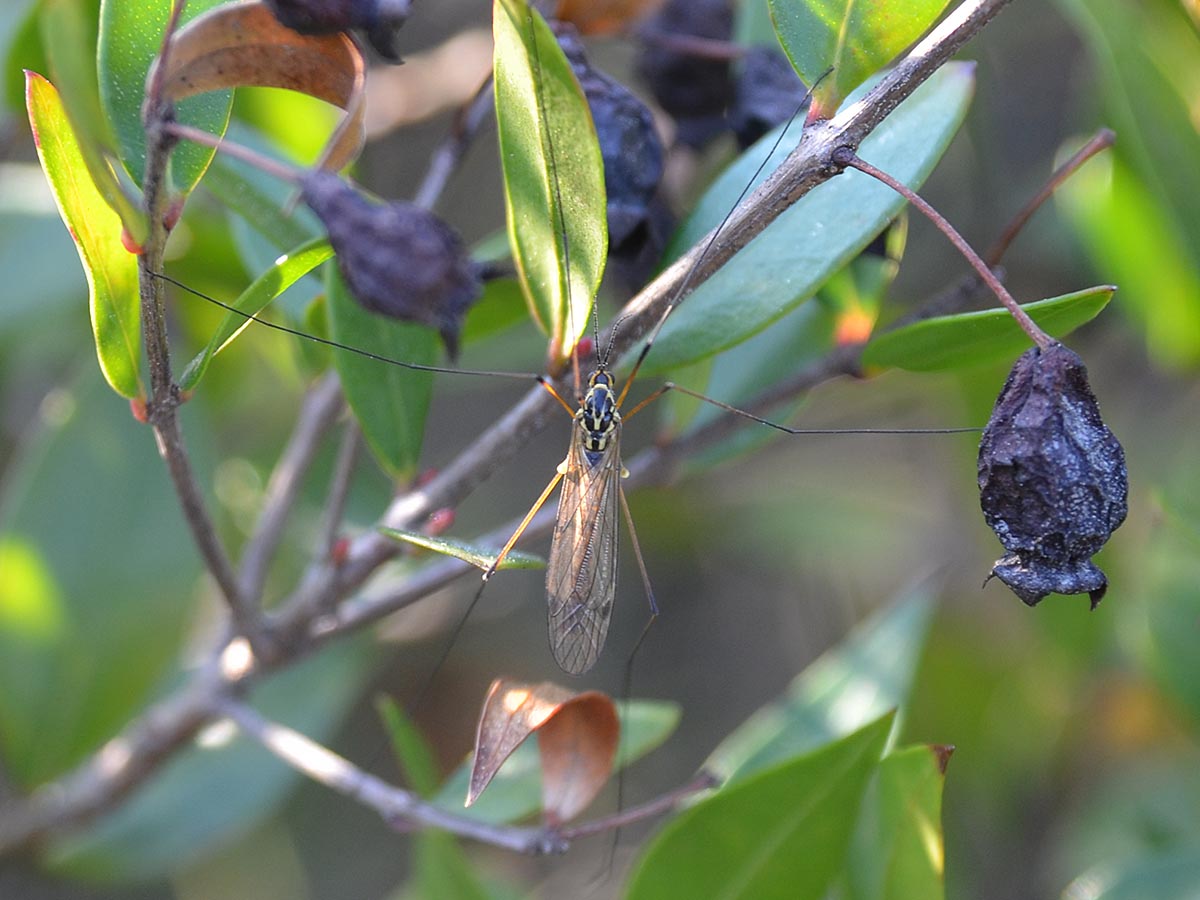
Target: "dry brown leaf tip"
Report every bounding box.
[467,678,619,826]
[157,1,366,172]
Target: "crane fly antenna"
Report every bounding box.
[151,271,538,382]
[615,69,829,408]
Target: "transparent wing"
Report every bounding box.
[546,420,622,675]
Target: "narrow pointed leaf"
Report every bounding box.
[494,0,606,363]
[861,286,1115,372]
[433,699,679,824]
[626,713,893,900]
[26,71,140,399]
[846,744,952,900]
[179,237,334,390]
[378,527,545,571]
[98,0,232,192]
[327,267,436,479]
[770,0,951,116]
[640,63,973,376]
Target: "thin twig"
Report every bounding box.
[163,121,303,184]
[835,148,1054,349]
[314,416,362,562]
[557,770,720,840]
[985,127,1116,266]
[413,78,495,211]
[240,373,345,602]
[218,698,568,854]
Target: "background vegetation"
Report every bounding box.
[1,0,1198,898]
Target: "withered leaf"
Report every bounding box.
[301,170,481,356]
[978,343,1128,608]
[157,1,365,172]
[468,678,619,827]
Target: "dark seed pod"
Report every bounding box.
[635,0,733,149]
[555,27,666,289]
[977,343,1128,608]
[300,170,481,357]
[730,46,809,150]
[264,0,412,61]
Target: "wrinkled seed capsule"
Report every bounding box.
[730,46,810,150]
[300,170,481,357]
[635,0,733,149]
[978,343,1128,609]
[555,27,668,290]
[264,0,411,61]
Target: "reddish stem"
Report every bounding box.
[834,147,1053,350]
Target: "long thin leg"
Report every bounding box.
[623,381,978,434]
[483,468,565,581]
[619,485,658,616]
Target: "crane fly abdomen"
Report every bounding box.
[546,374,623,675]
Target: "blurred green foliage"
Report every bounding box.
[0,1,1198,899]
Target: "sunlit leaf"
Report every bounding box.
[26,70,140,399]
[493,0,606,365]
[626,713,893,900]
[640,62,973,376]
[378,528,545,572]
[179,236,334,390]
[770,0,951,116]
[861,286,1115,373]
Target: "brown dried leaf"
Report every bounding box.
[467,678,619,826]
[157,1,365,171]
[555,0,665,35]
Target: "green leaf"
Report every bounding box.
[3,0,45,114]
[845,745,950,900]
[770,0,951,116]
[707,588,934,784]
[48,636,379,882]
[375,694,441,797]
[861,286,1116,372]
[431,699,680,824]
[0,373,199,786]
[327,266,436,480]
[640,62,974,377]
[178,236,334,390]
[26,70,141,399]
[493,0,606,362]
[1057,149,1200,368]
[98,0,232,192]
[378,527,545,572]
[625,713,893,900]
